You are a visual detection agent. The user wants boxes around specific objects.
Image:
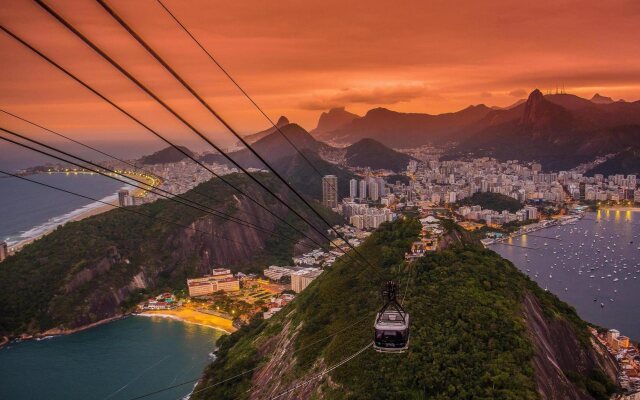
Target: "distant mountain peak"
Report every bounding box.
[591,93,614,104]
[243,116,290,144]
[276,116,289,126]
[528,88,544,102]
[366,107,393,115]
[521,89,572,129]
[314,107,359,133]
[345,137,415,172]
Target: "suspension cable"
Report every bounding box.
[31,0,349,259]
[123,314,373,400]
[87,0,379,274]
[0,170,255,248]
[0,132,317,249]
[0,24,332,255]
[267,342,372,400]
[155,0,341,214]
[0,125,324,248]
[0,108,155,178]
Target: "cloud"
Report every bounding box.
[299,83,427,110]
[508,89,528,98]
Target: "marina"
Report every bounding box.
[492,209,640,340]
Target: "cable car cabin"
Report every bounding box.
[373,281,410,353]
[373,309,410,352]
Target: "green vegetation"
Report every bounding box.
[345,138,416,172]
[458,192,523,213]
[195,315,267,399]
[565,369,617,400]
[386,173,411,185]
[196,219,610,399]
[191,218,421,399]
[0,173,340,336]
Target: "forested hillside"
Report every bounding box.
[193,219,617,400]
[0,173,341,337]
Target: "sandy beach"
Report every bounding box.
[137,308,236,333]
[10,201,117,253]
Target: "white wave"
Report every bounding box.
[7,184,131,247]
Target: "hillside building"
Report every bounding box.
[291,268,322,293]
[322,175,338,208]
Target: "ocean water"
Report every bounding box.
[0,173,128,247]
[0,317,224,400]
[492,210,640,340]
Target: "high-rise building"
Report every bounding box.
[368,181,379,201]
[349,179,358,199]
[0,241,8,262]
[118,189,129,207]
[579,182,586,200]
[322,175,338,208]
[524,206,539,220]
[376,177,386,197]
[359,179,367,200]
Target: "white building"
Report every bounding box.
[349,179,358,199]
[291,268,323,293]
[369,181,379,201]
[359,179,367,200]
[264,265,295,281]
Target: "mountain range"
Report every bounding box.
[446,90,640,170]
[139,89,639,174]
[310,90,640,171]
[200,122,414,173]
[312,105,493,148]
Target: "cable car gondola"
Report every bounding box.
[373,281,410,353]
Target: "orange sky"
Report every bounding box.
[1,0,640,157]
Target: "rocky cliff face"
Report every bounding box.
[523,293,618,400]
[521,89,574,133]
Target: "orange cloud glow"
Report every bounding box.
[1,0,639,157]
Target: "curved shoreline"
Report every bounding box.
[136,310,236,334]
[1,309,235,350]
[6,172,156,255]
[0,314,129,350]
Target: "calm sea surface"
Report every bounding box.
[492,210,640,340]
[0,173,127,246]
[0,317,223,400]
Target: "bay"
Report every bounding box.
[0,317,223,400]
[492,210,640,340]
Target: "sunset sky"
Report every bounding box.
[1,0,640,166]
